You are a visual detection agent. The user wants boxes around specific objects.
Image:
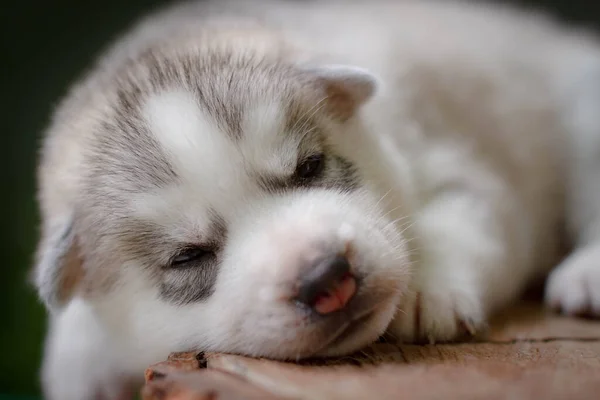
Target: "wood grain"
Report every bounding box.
[142,302,600,400]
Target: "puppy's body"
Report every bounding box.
[35,1,600,398]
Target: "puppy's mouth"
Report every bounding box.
[328,311,377,348]
[313,308,379,356]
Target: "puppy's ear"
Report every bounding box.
[32,213,84,312]
[305,65,379,121]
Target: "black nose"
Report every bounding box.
[295,255,356,314]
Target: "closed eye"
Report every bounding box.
[294,154,326,181]
[256,153,327,192]
[169,245,216,268]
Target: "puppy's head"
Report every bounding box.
[35,47,411,361]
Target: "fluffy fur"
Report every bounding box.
[33,0,600,399]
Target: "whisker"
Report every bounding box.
[293,97,329,135]
[298,124,319,142]
[378,204,404,220]
[399,221,416,235]
[374,188,393,208]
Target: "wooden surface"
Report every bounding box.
[142,301,600,400]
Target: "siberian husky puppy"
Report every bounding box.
[33,0,600,399]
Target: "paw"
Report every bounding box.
[387,278,486,343]
[545,245,600,317]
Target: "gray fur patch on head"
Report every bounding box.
[159,211,228,305]
[110,210,227,305]
[255,111,361,193]
[326,155,360,191]
[91,101,179,194]
[159,258,218,305]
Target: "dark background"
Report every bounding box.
[1,0,599,397]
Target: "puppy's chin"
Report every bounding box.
[314,292,403,359]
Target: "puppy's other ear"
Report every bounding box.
[305,64,379,121]
[32,213,84,312]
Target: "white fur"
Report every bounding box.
[35,1,600,399]
[546,244,600,315]
[143,90,236,184]
[241,101,297,175]
[42,299,136,400]
[545,54,600,315]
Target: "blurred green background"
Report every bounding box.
[1,0,598,397]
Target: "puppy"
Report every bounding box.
[33,0,600,398]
